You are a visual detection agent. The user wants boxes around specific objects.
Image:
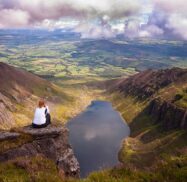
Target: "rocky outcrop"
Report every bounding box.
[0,93,16,129]
[0,125,80,178]
[109,68,187,99]
[107,68,187,131]
[147,99,187,130]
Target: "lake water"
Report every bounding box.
[67,100,130,177]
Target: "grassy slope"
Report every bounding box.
[59,81,187,181]
[109,92,187,162]
[1,83,186,182]
[51,85,102,123]
[1,65,187,181]
[0,63,101,129]
[98,79,187,181]
[62,72,187,181]
[0,155,63,182]
[10,84,100,129]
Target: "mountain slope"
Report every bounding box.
[109,67,187,100]
[0,62,71,129]
[101,68,187,181]
[108,68,187,130]
[54,68,187,182]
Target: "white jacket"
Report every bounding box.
[32,106,49,125]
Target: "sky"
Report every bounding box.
[0,0,187,40]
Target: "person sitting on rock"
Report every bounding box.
[32,99,51,128]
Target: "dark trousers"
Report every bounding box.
[32,114,51,128]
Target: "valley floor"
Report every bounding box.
[0,84,186,182]
[62,90,187,182]
[0,67,187,182]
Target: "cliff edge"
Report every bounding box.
[0,125,80,178]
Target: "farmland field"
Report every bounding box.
[0,30,187,85]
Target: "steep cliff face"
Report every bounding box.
[110,68,187,99]
[107,68,187,130]
[0,125,80,178]
[105,68,187,177]
[0,92,16,128]
[148,99,187,130]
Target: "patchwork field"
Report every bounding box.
[0,30,187,87]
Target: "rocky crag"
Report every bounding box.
[108,67,187,130]
[104,67,187,176]
[148,98,187,130]
[113,68,187,99]
[0,125,80,178]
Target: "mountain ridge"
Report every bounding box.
[104,67,187,177]
[108,67,187,99]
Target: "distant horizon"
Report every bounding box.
[0,28,187,42]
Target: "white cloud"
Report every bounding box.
[0,0,187,40]
[0,0,141,22]
[146,0,187,39]
[111,23,125,34]
[153,0,187,15]
[142,24,163,37]
[0,9,30,28]
[36,19,79,30]
[125,19,140,38]
[75,21,116,39]
[166,14,187,40]
[0,0,142,38]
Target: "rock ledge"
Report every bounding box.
[0,125,80,178]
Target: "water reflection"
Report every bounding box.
[67,100,130,177]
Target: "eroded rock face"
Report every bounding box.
[148,99,187,130]
[0,93,16,129]
[110,68,187,99]
[0,125,80,178]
